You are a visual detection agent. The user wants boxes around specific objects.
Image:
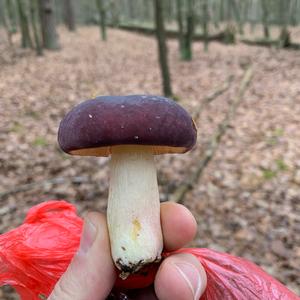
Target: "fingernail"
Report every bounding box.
[79,215,97,254]
[173,262,203,300]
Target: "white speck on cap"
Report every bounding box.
[88,114,93,118]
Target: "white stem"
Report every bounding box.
[107,145,163,277]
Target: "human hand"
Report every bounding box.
[49,202,207,300]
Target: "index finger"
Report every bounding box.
[161,202,197,251]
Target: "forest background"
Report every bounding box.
[0,0,300,298]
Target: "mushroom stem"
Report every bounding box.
[107,145,163,278]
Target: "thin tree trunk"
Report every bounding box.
[96,0,107,40]
[220,0,225,22]
[242,0,250,24]
[182,0,194,61]
[5,0,17,33]
[176,0,185,59]
[63,0,76,31]
[212,0,220,29]
[128,0,135,19]
[224,0,236,44]
[16,0,33,48]
[110,0,120,27]
[289,0,298,26]
[1,1,13,47]
[165,0,173,23]
[202,0,209,52]
[39,0,60,50]
[229,0,243,34]
[30,0,43,55]
[154,0,173,97]
[278,0,291,47]
[260,0,269,39]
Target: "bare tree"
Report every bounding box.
[16,0,33,48]
[154,0,173,97]
[176,0,184,59]
[96,0,107,40]
[278,0,291,47]
[1,1,13,47]
[63,0,76,31]
[176,0,194,60]
[39,0,60,50]
[182,0,194,60]
[260,0,270,39]
[202,0,209,52]
[110,0,120,27]
[5,0,17,34]
[30,0,43,55]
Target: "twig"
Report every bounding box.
[171,67,254,204]
[193,75,234,121]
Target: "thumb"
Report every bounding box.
[154,253,207,300]
[49,212,116,300]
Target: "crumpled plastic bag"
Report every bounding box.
[0,201,83,299]
[0,200,298,300]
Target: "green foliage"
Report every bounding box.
[10,122,24,133]
[276,158,288,171]
[273,128,284,137]
[261,157,288,180]
[262,169,277,180]
[266,128,284,146]
[172,94,181,102]
[33,137,48,147]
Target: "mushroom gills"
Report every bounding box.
[107,145,163,278]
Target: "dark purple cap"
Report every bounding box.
[58,95,197,156]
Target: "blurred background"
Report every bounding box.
[0,0,300,298]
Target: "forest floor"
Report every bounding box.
[0,26,300,298]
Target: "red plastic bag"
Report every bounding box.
[0,201,298,300]
[0,201,83,299]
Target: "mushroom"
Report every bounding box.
[58,95,197,278]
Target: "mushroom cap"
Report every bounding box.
[58,95,197,156]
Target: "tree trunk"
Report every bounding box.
[63,0,76,31]
[165,0,173,22]
[260,0,269,39]
[39,0,60,50]
[154,0,173,98]
[229,0,243,35]
[220,0,225,22]
[212,0,220,29]
[176,0,185,59]
[110,0,120,27]
[182,0,194,61]
[1,1,13,47]
[30,0,43,55]
[128,0,135,19]
[96,0,107,40]
[278,0,291,47]
[289,0,298,26]
[202,0,209,52]
[16,0,33,48]
[5,0,17,34]
[224,0,236,44]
